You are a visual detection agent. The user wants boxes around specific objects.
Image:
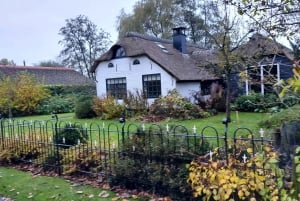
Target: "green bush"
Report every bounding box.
[233,93,288,113]
[54,123,88,147]
[74,95,96,119]
[258,104,300,129]
[149,89,210,119]
[36,95,75,114]
[45,85,96,96]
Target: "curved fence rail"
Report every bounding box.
[0,118,274,179]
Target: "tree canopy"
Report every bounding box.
[59,15,112,79]
[34,60,64,67]
[0,73,49,117]
[116,0,226,48]
[0,58,16,66]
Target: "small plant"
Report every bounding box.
[54,123,88,147]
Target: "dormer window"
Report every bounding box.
[133,59,140,65]
[108,63,114,68]
[115,47,126,58]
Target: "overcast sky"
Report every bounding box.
[0,0,137,66]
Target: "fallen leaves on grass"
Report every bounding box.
[98,190,109,198]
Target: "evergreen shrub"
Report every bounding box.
[36,95,75,114]
[74,95,96,119]
[53,123,88,147]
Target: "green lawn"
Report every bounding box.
[13,111,270,137]
[0,167,145,201]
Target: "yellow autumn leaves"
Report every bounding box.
[187,145,285,201]
[0,72,49,115]
[188,159,265,201]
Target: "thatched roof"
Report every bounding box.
[0,65,95,85]
[91,32,219,81]
[237,33,294,61]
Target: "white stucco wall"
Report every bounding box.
[95,56,176,101]
[176,82,201,103]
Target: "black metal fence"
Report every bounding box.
[0,117,274,194]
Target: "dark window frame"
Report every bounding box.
[133,59,140,65]
[106,77,127,99]
[115,47,126,58]
[108,62,114,68]
[142,74,161,98]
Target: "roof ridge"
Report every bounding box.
[0,65,74,71]
[125,32,201,48]
[125,32,172,44]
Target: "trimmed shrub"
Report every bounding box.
[74,95,96,119]
[54,123,88,147]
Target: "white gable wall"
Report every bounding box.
[95,56,177,103]
[176,82,200,103]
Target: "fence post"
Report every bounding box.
[222,118,229,165]
[119,117,126,145]
[52,114,62,176]
[0,114,4,150]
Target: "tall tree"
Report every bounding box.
[0,58,16,66]
[200,1,254,122]
[175,0,205,44]
[116,0,230,48]
[116,0,181,39]
[59,15,112,79]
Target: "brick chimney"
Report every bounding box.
[172,27,187,54]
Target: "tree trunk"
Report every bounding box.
[225,72,231,122]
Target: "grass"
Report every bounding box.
[13,111,270,137]
[0,166,144,201]
[258,104,300,129]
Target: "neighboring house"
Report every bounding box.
[236,34,294,95]
[91,27,220,104]
[0,65,95,86]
